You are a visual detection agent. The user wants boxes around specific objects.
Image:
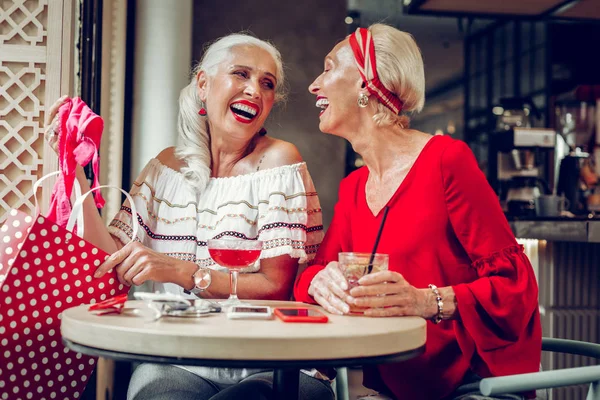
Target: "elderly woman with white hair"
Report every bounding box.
[294,24,542,400]
[45,33,331,400]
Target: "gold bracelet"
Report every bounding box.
[428,284,444,324]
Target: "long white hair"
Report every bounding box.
[175,34,286,192]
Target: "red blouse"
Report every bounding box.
[294,135,541,399]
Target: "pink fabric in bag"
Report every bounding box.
[47,97,105,227]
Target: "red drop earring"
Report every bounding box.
[198,108,207,116]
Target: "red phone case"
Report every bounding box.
[274,307,329,323]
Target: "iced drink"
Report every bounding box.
[338,252,389,314]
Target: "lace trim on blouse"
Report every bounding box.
[108,158,324,272]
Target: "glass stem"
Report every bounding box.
[230,270,239,299]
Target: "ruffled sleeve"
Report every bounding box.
[107,158,195,247]
[442,140,541,378]
[107,160,156,246]
[254,163,324,264]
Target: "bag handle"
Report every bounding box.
[67,186,139,241]
[32,171,58,213]
[34,173,139,243]
[32,171,83,213]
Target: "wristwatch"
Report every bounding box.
[185,266,212,296]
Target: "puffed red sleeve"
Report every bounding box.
[294,178,352,303]
[441,140,541,376]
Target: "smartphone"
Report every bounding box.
[227,305,273,320]
[273,307,329,323]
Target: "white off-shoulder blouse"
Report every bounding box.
[107,159,325,384]
[108,158,324,296]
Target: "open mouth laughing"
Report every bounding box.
[316,96,329,116]
[230,100,260,124]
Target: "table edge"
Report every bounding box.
[61,303,427,360]
[63,338,426,369]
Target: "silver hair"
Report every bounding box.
[175,33,286,192]
[368,23,425,129]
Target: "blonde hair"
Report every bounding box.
[175,33,286,192]
[368,23,425,129]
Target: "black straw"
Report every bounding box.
[367,206,390,273]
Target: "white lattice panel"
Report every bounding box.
[0,0,71,224]
[0,61,46,216]
[0,0,47,46]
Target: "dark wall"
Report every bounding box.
[192,0,348,227]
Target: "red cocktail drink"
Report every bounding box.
[207,238,263,308]
[208,248,261,270]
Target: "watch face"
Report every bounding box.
[194,268,212,290]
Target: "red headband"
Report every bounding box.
[348,27,403,115]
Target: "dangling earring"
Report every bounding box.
[198,101,207,116]
[357,93,369,108]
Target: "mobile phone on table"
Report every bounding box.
[227,305,273,320]
[273,307,328,323]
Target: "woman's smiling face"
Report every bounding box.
[199,45,278,138]
[308,39,363,137]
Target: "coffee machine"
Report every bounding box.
[489,128,556,216]
[488,97,556,216]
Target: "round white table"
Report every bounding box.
[61,300,426,399]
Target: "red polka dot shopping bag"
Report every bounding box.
[0,175,138,400]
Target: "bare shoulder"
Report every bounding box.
[256,137,303,170]
[156,147,186,172]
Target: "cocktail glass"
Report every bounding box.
[207,238,262,308]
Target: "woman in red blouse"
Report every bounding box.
[294,24,541,399]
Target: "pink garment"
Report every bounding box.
[47,97,105,227]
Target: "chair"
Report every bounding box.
[334,338,600,400]
[479,338,600,399]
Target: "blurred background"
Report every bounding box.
[1,0,600,399]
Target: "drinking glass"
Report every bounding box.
[338,252,389,314]
[207,238,263,308]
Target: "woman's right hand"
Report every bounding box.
[308,261,353,315]
[43,95,69,153]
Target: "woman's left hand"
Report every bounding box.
[349,270,434,318]
[94,242,188,287]
[43,95,69,154]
